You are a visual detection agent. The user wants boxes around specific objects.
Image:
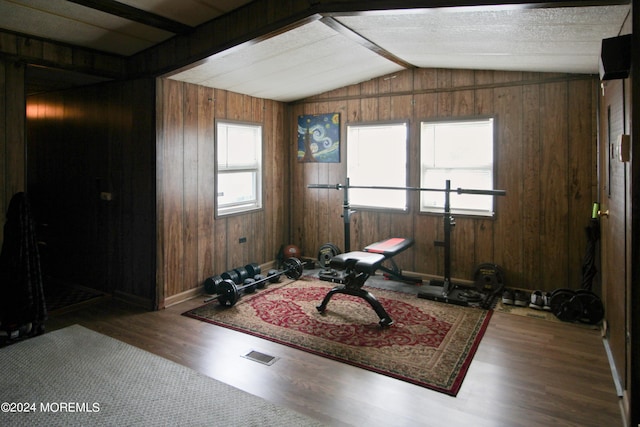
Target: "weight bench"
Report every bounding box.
[316,237,418,327]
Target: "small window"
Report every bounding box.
[347,122,408,210]
[420,118,495,216]
[216,120,262,216]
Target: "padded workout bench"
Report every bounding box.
[316,237,417,327]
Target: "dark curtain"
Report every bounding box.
[0,192,47,340]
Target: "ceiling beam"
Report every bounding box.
[65,0,193,34]
[316,0,631,15]
[320,16,415,69]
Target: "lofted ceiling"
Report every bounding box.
[0,0,631,101]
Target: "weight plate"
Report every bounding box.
[245,263,261,277]
[574,291,605,324]
[283,257,304,280]
[203,275,223,294]
[551,287,574,298]
[549,289,576,321]
[217,279,239,306]
[564,296,584,322]
[473,263,505,293]
[318,243,341,267]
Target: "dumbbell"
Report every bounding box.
[211,257,305,306]
[204,263,263,294]
[203,275,223,294]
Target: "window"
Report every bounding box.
[347,122,408,210]
[216,120,262,216]
[420,118,495,216]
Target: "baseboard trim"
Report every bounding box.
[163,262,279,308]
[401,270,474,286]
[164,287,203,308]
[602,336,624,397]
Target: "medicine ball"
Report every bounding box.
[283,244,301,259]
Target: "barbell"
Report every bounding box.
[210,257,305,307]
[307,182,506,196]
[204,263,263,294]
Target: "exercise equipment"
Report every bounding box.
[204,275,223,294]
[252,274,268,289]
[316,251,394,327]
[245,262,261,278]
[549,288,604,324]
[309,179,422,283]
[473,263,505,293]
[309,178,506,306]
[471,263,506,307]
[221,269,241,285]
[416,180,505,306]
[206,257,305,306]
[318,243,341,268]
[282,244,301,259]
[319,237,419,285]
[203,263,263,295]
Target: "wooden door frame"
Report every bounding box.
[629,3,639,426]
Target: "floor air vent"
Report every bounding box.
[243,350,277,366]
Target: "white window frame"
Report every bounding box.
[346,121,408,211]
[215,120,263,217]
[420,117,496,217]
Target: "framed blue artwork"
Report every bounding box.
[297,113,340,163]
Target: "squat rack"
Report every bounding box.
[308,178,506,305]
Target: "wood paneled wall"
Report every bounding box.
[26,79,156,306]
[290,68,598,292]
[0,59,25,244]
[0,29,125,79]
[156,79,288,305]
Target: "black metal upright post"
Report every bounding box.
[343,177,351,252]
[442,179,453,295]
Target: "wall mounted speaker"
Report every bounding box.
[599,34,632,81]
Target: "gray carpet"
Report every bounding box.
[0,325,325,426]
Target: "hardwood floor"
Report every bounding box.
[45,295,623,427]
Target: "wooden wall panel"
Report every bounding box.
[162,80,186,299]
[494,85,523,285]
[1,59,26,245]
[473,81,495,269]
[26,79,156,305]
[156,79,288,302]
[291,68,598,292]
[197,86,216,283]
[521,84,542,288]
[540,82,569,287]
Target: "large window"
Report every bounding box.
[216,120,262,217]
[420,118,495,216]
[347,122,408,210]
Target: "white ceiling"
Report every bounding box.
[169,4,631,102]
[0,1,631,102]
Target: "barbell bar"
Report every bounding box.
[307,183,506,196]
[206,257,305,306]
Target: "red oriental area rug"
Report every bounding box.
[183,277,492,396]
